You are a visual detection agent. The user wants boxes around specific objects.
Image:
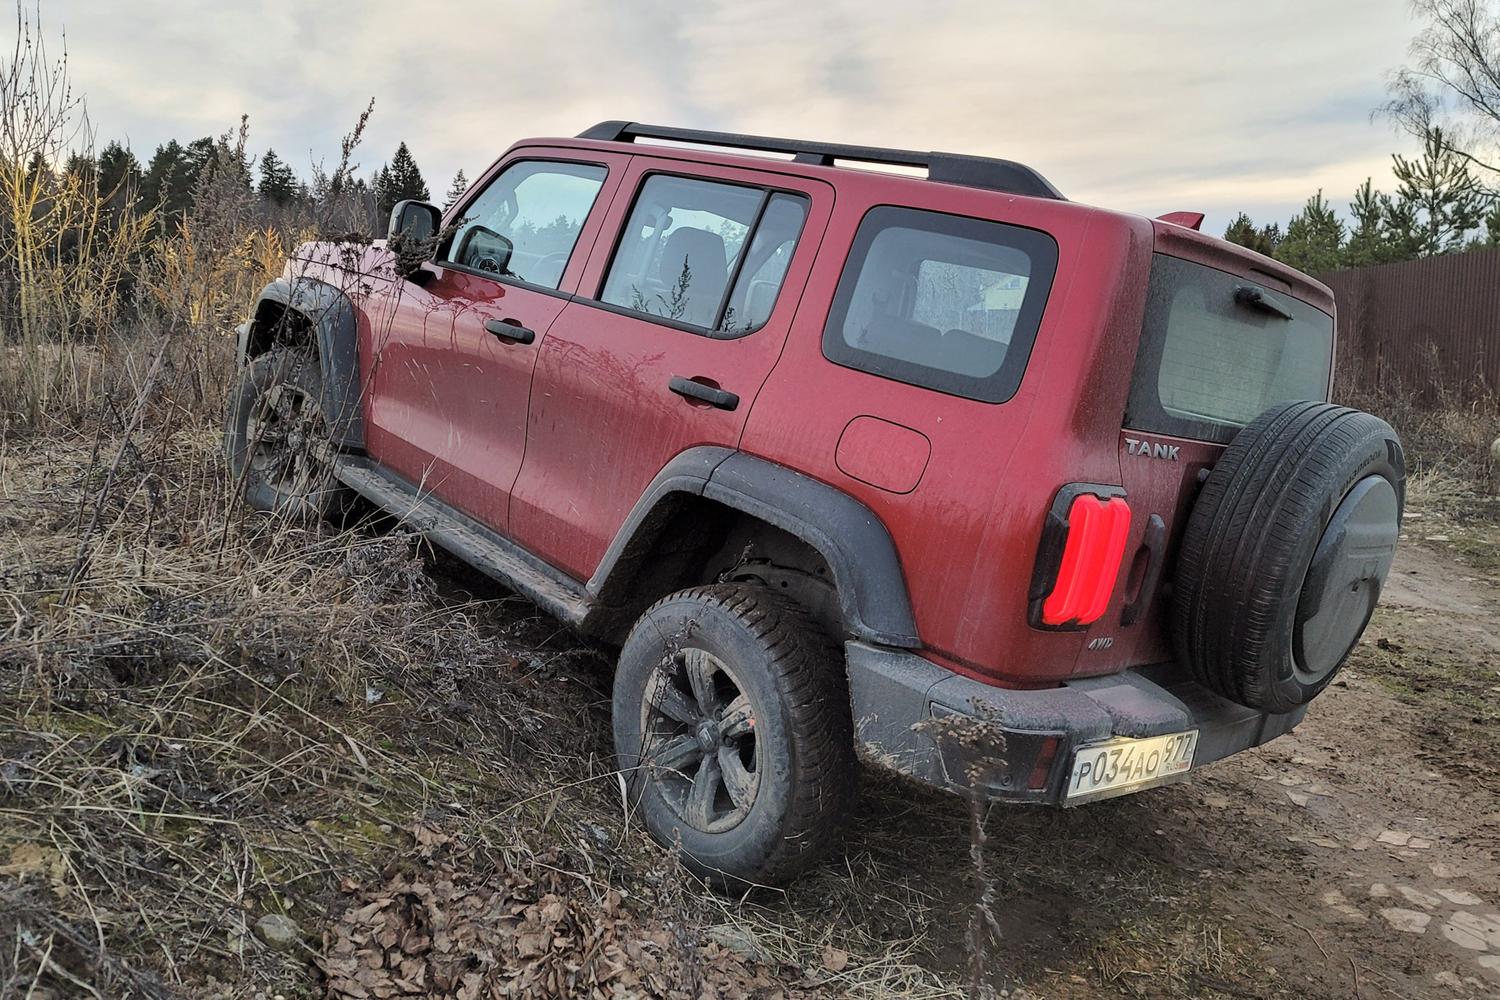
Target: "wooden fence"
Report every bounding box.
[1319,247,1500,402]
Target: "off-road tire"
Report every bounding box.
[225,347,352,520]
[613,584,855,889]
[1173,400,1404,714]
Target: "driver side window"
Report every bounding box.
[439,160,608,289]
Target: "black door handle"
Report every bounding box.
[484,318,536,344]
[669,376,739,411]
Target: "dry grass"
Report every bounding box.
[0,376,970,997]
[1335,346,1500,509]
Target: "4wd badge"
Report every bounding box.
[1125,437,1180,461]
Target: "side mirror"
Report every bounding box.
[387,200,442,283]
[388,199,441,242]
[453,225,514,276]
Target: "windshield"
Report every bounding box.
[1125,254,1334,444]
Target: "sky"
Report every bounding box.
[46,0,1425,236]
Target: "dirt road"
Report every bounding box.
[767,538,1500,998]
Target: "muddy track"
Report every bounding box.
[835,540,1500,998]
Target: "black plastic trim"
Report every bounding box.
[1121,513,1166,626]
[586,446,735,601]
[577,121,1065,201]
[240,277,364,450]
[588,450,919,647]
[704,454,918,647]
[844,641,1307,805]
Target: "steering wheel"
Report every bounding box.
[536,252,571,280]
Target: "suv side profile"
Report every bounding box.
[227,122,1404,887]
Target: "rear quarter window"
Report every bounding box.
[821,206,1058,403]
[1125,254,1334,444]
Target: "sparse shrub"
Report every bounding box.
[1335,343,1499,505]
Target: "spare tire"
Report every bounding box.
[1172,400,1404,714]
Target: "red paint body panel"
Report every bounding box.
[508,158,835,580]
[834,417,931,495]
[357,147,631,531]
[291,131,1335,690]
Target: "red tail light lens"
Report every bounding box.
[1031,488,1132,628]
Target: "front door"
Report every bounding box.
[509,159,833,580]
[361,152,627,532]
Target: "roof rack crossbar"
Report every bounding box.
[577,121,1064,201]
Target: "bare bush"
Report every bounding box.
[1335,343,1500,505]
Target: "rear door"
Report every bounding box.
[361,151,627,532]
[1108,251,1335,668]
[508,159,833,580]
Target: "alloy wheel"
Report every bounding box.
[640,647,761,834]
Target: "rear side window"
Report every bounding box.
[598,174,809,335]
[1125,254,1333,444]
[821,206,1058,403]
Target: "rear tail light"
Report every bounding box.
[1029,485,1132,630]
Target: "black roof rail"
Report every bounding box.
[576,121,1064,201]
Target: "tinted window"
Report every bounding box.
[720,194,809,335]
[439,160,607,289]
[599,174,808,334]
[821,206,1058,402]
[1125,254,1333,444]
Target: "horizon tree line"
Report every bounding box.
[36,134,462,233]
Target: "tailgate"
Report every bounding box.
[1071,250,1335,676]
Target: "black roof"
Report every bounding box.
[577,121,1064,202]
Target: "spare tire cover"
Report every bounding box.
[1172,400,1404,714]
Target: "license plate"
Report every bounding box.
[1065,730,1199,803]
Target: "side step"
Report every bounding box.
[334,458,590,625]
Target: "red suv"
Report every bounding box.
[227,122,1404,887]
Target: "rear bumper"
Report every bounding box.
[845,641,1305,805]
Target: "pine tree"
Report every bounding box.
[184,137,216,186]
[445,169,469,209]
[96,141,142,212]
[258,148,299,205]
[1223,213,1279,257]
[1276,191,1345,274]
[63,152,95,189]
[1342,179,1392,267]
[1380,192,1425,263]
[142,140,196,225]
[376,142,429,214]
[1389,128,1486,256]
[1480,199,1500,248]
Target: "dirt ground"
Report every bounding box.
[408,512,1500,999]
[2,425,1498,999]
[718,521,1498,1000]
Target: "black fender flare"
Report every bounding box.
[588,448,919,648]
[237,277,363,450]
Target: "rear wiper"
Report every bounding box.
[1234,285,1294,321]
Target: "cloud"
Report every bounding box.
[52,0,1420,233]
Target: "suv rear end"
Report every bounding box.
[742,167,1398,807]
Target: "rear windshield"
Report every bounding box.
[1124,254,1333,444]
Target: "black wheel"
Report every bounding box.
[613,584,854,888]
[1173,400,1405,714]
[225,348,350,520]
